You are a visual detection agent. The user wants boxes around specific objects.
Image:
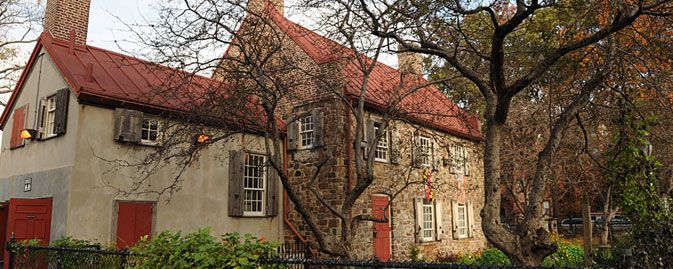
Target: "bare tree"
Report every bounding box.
[0,0,41,106]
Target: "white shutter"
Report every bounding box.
[435,201,443,241]
[451,200,459,239]
[414,198,424,242]
[464,147,470,176]
[467,200,475,238]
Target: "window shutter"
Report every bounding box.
[467,200,475,238]
[449,145,456,174]
[228,151,244,217]
[390,126,401,164]
[313,109,325,147]
[36,98,46,140]
[53,88,69,135]
[451,200,459,239]
[287,119,298,150]
[265,161,278,217]
[435,201,444,241]
[431,141,439,171]
[10,105,27,149]
[114,108,143,143]
[464,147,470,176]
[412,132,421,168]
[364,120,375,160]
[414,198,424,243]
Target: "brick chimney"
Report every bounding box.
[248,0,284,15]
[44,0,91,44]
[398,51,423,75]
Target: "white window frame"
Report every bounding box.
[42,95,57,139]
[422,199,435,241]
[140,118,161,145]
[418,135,432,167]
[298,115,315,149]
[374,123,389,163]
[243,153,267,216]
[456,204,468,239]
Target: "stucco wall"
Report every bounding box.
[69,104,284,244]
[0,50,77,241]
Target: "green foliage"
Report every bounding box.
[541,237,584,267]
[450,237,583,267]
[130,228,279,269]
[453,248,510,266]
[407,244,425,262]
[605,110,673,267]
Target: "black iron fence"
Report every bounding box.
[6,243,134,269]
[4,239,627,269]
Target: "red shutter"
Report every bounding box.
[116,202,153,249]
[10,106,27,149]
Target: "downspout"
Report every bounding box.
[283,136,307,243]
[346,100,353,191]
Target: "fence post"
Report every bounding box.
[119,249,128,269]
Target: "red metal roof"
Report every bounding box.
[0,32,283,132]
[266,7,482,140]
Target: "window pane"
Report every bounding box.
[244,154,266,214]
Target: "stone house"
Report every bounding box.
[222,0,489,260]
[0,0,285,261]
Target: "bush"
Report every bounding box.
[453,248,510,266]
[130,228,279,269]
[450,236,583,267]
[541,236,583,267]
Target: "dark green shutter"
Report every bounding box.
[390,125,400,164]
[287,119,298,150]
[53,88,69,135]
[265,159,278,217]
[114,108,143,143]
[313,109,325,147]
[228,151,244,217]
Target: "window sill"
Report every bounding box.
[139,140,161,147]
[374,158,388,163]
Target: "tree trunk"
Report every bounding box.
[582,194,593,266]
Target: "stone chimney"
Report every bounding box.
[398,51,423,75]
[248,0,284,16]
[44,0,91,44]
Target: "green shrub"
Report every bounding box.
[541,237,584,267]
[454,248,510,266]
[130,228,279,269]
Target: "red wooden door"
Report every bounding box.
[116,202,153,249]
[372,195,391,261]
[4,198,53,269]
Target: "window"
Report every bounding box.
[456,204,468,239]
[374,123,389,162]
[422,199,435,241]
[42,96,57,138]
[419,135,432,166]
[452,145,465,174]
[299,115,314,148]
[140,119,160,144]
[243,153,266,216]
